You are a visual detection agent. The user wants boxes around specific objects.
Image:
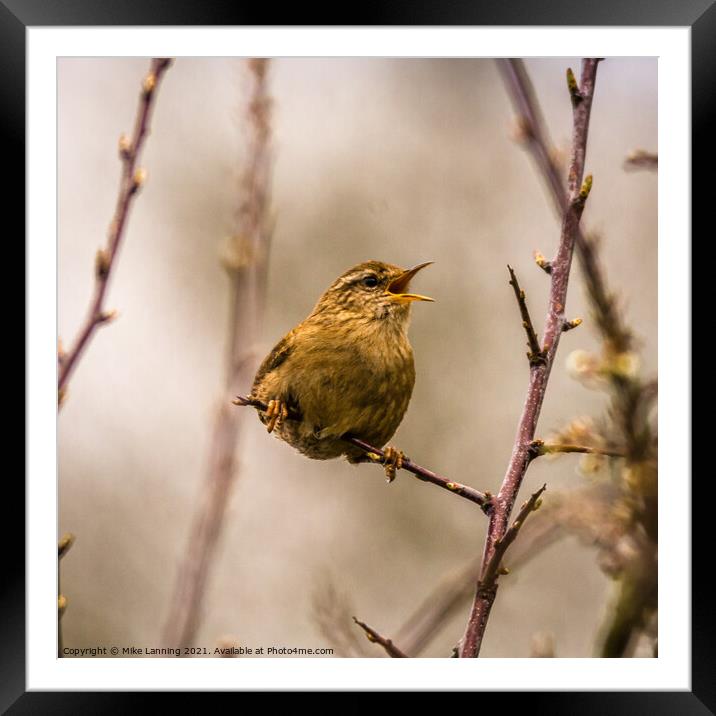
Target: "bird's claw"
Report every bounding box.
[382,446,404,483]
[265,399,288,433]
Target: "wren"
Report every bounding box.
[249,261,433,480]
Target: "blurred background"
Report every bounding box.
[58,57,657,658]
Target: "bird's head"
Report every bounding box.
[311,260,434,326]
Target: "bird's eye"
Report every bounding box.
[362,275,379,288]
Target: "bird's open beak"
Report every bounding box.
[387,262,434,302]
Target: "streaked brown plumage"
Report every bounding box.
[250,260,433,466]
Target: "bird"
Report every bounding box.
[246,260,433,481]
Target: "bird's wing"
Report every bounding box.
[251,330,295,389]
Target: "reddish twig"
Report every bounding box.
[498,58,632,355]
[57,58,172,404]
[477,485,546,588]
[396,504,566,656]
[459,59,600,658]
[161,59,273,649]
[501,59,657,659]
[352,617,409,658]
[233,395,491,511]
[396,478,617,655]
[507,264,546,365]
[530,439,624,459]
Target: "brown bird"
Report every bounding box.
[249,260,433,481]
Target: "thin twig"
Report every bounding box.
[57,58,172,404]
[502,58,657,658]
[352,617,409,658]
[507,265,546,365]
[233,395,491,511]
[498,58,632,354]
[404,485,544,655]
[161,59,273,650]
[396,483,615,655]
[478,485,546,589]
[529,440,624,459]
[459,59,600,658]
[498,59,566,210]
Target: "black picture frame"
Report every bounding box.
[9,1,706,711]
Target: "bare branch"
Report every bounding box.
[460,59,601,658]
[500,59,657,657]
[161,59,273,650]
[498,58,632,355]
[507,265,546,365]
[529,439,624,459]
[58,58,173,403]
[234,395,492,511]
[396,484,617,655]
[352,617,409,658]
[479,485,547,589]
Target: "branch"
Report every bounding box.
[57,58,172,404]
[459,59,600,658]
[233,395,492,511]
[478,485,546,589]
[529,439,624,459]
[502,58,658,659]
[507,265,546,365]
[395,484,614,655]
[161,59,273,649]
[352,617,409,658]
[498,58,632,354]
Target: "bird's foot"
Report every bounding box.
[382,446,405,483]
[264,398,288,434]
